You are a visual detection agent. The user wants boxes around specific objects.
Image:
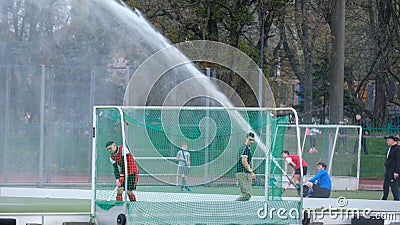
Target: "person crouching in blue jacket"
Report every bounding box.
[303,162,331,198]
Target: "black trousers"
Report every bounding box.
[382,169,399,200]
[337,136,348,153]
[353,136,368,154]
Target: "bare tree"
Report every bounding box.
[278,0,328,122]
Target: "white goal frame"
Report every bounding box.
[279,123,363,190]
[91,106,304,225]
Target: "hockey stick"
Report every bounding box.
[269,177,295,195]
[269,154,300,192]
[107,186,119,201]
[281,182,292,194]
[284,173,299,190]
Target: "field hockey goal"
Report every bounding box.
[91,106,303,225]
[278,123,363,190]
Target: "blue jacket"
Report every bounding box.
[308,169,331,190]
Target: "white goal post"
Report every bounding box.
[278,123,363,190]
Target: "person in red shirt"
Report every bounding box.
[105,141,138,201]
[282,150,308,195]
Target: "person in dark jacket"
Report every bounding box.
[353,114,369,155]
[381,135,400,200]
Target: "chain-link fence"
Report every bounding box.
[0,65,131,187]
[1,64,399,187]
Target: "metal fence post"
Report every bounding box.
[3,66,11,183]
[38,65,46,187]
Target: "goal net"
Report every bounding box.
[92,106,303,225]
[280,124,362,190]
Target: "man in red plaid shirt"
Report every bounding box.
[106,141,138,201]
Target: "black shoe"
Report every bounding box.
[302,185,310,197]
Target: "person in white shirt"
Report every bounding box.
[176,144,191,191]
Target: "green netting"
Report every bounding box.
[126,200,301,224]
[93,106,301,224]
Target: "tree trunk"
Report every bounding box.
[329,0,345,124]
[206,0,218,41]
[373,0,393,125]
[374,73,387,127]
[280,22,313,123]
